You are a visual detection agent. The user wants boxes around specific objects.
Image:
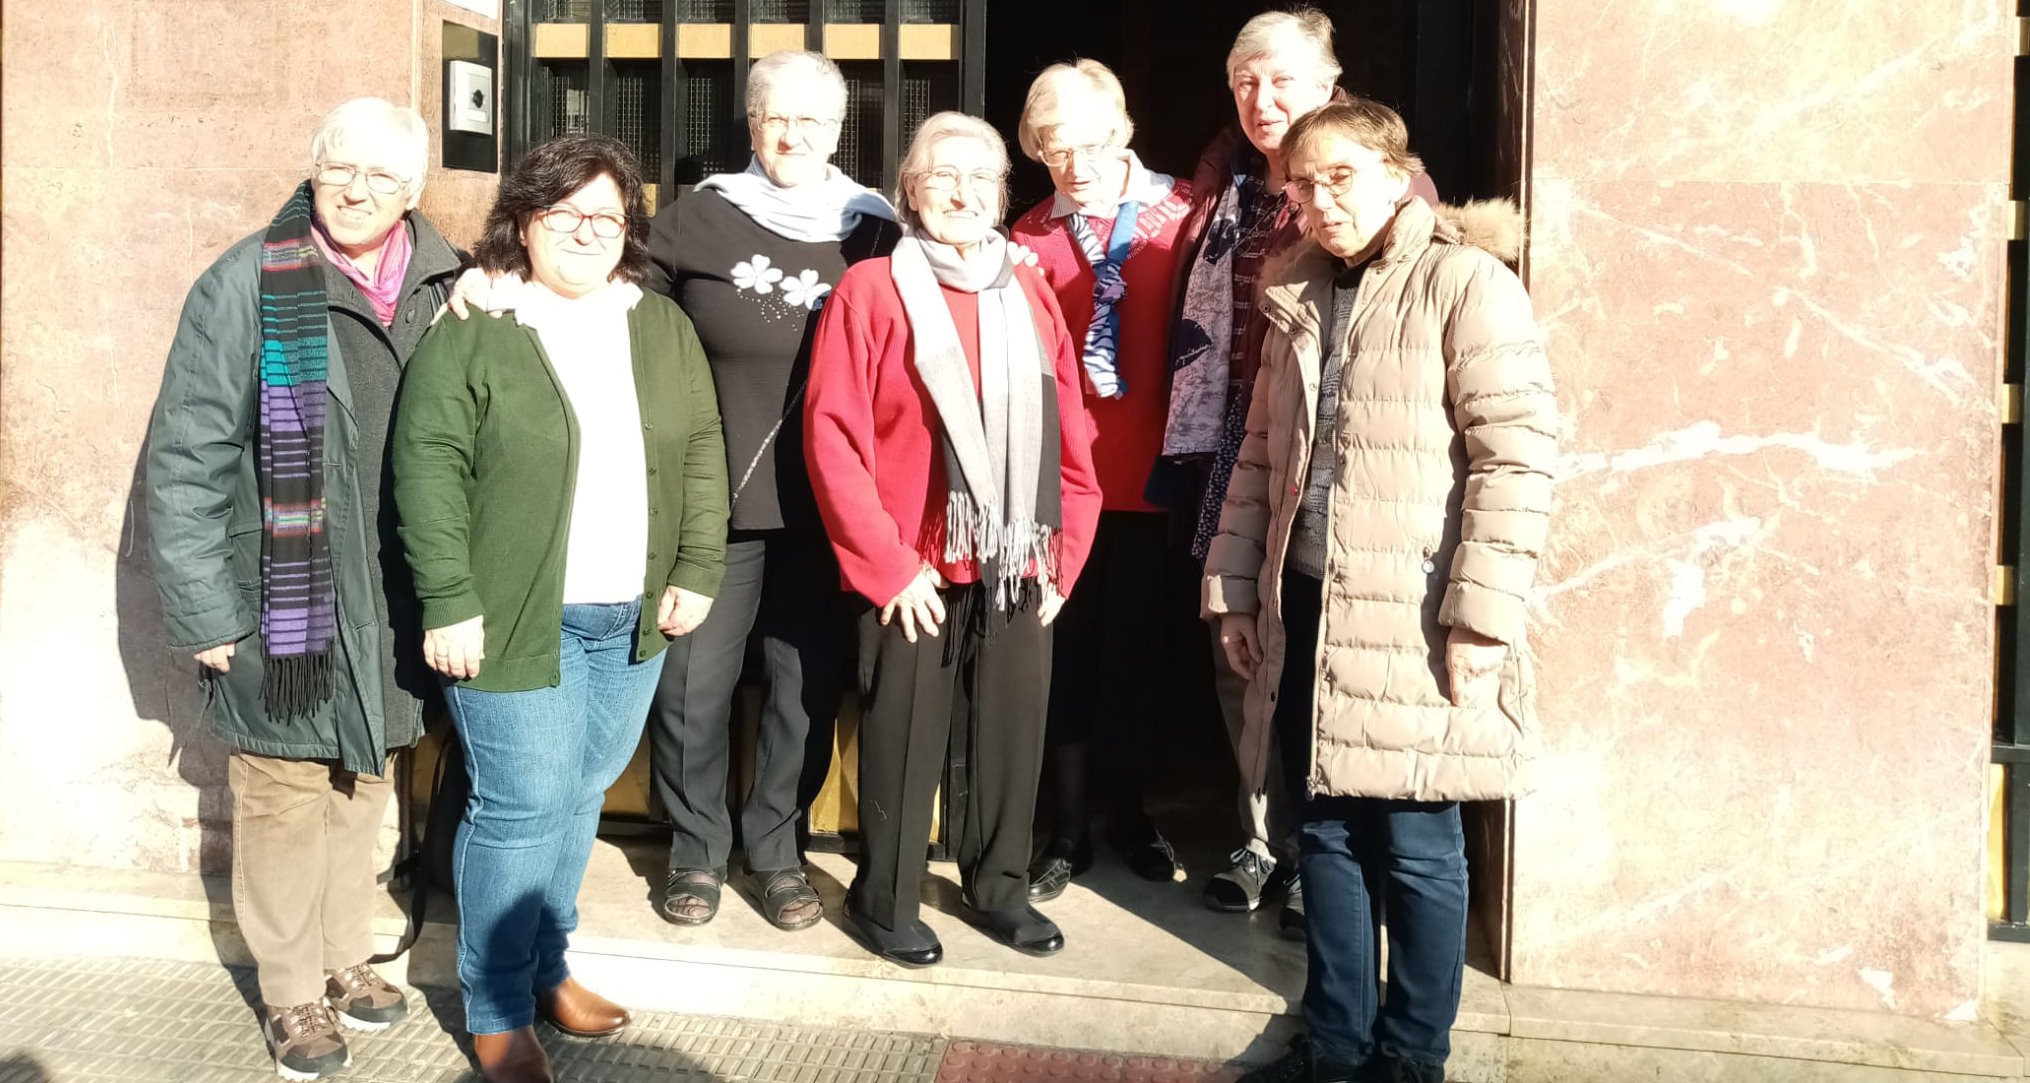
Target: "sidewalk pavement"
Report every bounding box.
[0,956,1250,1083]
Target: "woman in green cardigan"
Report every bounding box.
[392,134,728,1083]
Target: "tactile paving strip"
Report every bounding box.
[0,956,945,1083]
[934,1042,1243,1083]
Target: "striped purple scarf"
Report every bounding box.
[256,182,337,719]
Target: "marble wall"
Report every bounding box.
[0,0,500,874]
[1512,0,2013,1017]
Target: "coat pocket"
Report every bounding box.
[1496,644,1537,739]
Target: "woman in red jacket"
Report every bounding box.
[803,111,1101,968]
[1007,59,1196,903]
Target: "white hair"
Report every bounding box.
[893,111,1009,228]
[746,50,849,121]
[1017,59,1134,162]
[309,97,430,208]
[1226,8,1342,86]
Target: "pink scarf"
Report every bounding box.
[312,216,413,327]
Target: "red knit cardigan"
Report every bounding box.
[803,256,1102,609]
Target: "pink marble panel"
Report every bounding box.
[1530,0,2013,184]
[1512,175,2003,1017]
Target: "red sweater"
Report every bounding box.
[1010,177,1194,513]
[804,257,1102,608]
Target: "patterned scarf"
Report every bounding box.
[1064,202,1140,399]
[888,231,1063,612]
[256,182,338,720]
[1161,145,1265,456]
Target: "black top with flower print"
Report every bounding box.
[646,188,899,530]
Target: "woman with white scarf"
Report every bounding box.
[804,112,1101,967]
[445,51,898,934]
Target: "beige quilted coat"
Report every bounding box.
[1202,196,1557,803]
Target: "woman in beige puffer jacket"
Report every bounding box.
[1212,98,1556,1083]
[1203,192,1556,806]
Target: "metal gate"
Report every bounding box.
[1996,25,2030,941]
[504,0,987,212]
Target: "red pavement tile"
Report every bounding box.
[940,1041,1244,1083]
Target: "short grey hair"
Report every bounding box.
[893,111,1009,229]
[746,50,849,121]
[309,97,430,208]
[1226,7,1342,86]
[1017,59,1133,162]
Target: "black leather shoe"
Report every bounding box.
[844,907,943,968]
[973,904,1064,956]
[1236,1037,1363,1083]
[1026,835,1094,902]
[1110,818,1179,883]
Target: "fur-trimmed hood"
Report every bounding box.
[1259,196,1526,335]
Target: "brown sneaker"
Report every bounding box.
[264,1001,350,1081]
[325,963,409,1031]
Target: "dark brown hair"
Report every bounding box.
[472,134,653,284]
[1282,96,1425,177]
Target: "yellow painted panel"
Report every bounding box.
[751,23,808,56]
[607,23,661,59]
[806,697,939,842]
[898,24,957,61]
[1990,763,2007,923]
[532,23,590,59]
[1998,565,2017,607]
[644,183,659,219]
[2004,383,2022,425]
[822,23,881,60]
[676,23,733,59]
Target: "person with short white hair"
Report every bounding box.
[804,112,1102,968]
[1006,59,1197,903]
[1153,5,1439,934]
[144,95,461,1081]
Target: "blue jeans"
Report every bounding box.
[1279,571,1469,1070]
[444,598,665,1035]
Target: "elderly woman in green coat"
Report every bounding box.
[144,97,459,1081]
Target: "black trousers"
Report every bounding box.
[1043,510,1169,814]
[648,528,852,874]
[851,581,1052,930]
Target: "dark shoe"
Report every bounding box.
[660,866,724,926]
[1110,818,1179,883]
[536,977,629,1038]
[750,866,824,931]
[1026,835,1094,902]
[1205,848,1281,912]
[263,1002,350,1081]
[845,906,943,968]
[1236,1036,1362,1083]
[473,1026,554,1083]
[973,903,1065,957]
[324,963,408,1031]
[1280,877,1308,941]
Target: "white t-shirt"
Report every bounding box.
[515,281,650,605]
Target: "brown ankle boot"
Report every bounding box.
[536,977,630,1038]
[472,1026,553,1083]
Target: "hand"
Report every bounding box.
[658,585,714,638]
[880,566,949,643]
[1218,612,1263,681]
[1038,581,1066,627]
[194,642,237,673]
[424,615,486,680]
[438,268,521,323]
[1445,627,1507,707]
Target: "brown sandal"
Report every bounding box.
[751,867,824,931]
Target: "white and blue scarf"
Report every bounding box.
[1049,154,1174,401]
[696,156,897,243]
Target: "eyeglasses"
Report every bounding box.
[1038,143,1124,169]
[537,206,629,239]
[1282,165,1362,206]
[753,114,841,137]
[315,163,409,196]
[913,167,1005,193]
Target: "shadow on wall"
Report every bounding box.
[113,449,240,943]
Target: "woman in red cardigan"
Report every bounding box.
[803,111,1101,968]
[1007,59,1196,904]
